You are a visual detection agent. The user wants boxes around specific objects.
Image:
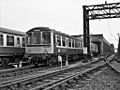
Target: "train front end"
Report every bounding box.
[25,27,54,65]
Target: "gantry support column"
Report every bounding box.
[83,6,90,54]
[83,2,120,55]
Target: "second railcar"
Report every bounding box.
[0,27,26,67]
[25,27,84,66]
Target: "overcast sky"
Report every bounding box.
[0,0,120,48]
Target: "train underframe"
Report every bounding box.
[24,53,85,67]
[0,54,24,68]
[0,52,112,68]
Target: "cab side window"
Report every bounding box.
[27,33,32,44]
[68,39,72,47]
[72,39,75,48]
[56,35,61,46]
[62,37,66,46]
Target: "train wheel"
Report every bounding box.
[46,60,52,67]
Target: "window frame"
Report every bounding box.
[56,35,61,46]
[27,32,33,45]
[68,38,72,48]
[62,37,66,47]
[22,37,26,47]
[16,37,20,47]
[7,35,14,46]
[41,31,51,45]
[33,31,41,44]
[72,39,75,48]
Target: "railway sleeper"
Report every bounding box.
[44,64,107,90]
[0,57,108,90]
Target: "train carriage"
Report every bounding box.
[0,27,26,67]
[25,27,84,66]
[0,27,113,68]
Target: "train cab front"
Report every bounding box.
[25,27,53,66]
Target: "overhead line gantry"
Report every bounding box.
[83,2,120,54]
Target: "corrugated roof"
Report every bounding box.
[0,27,26,36]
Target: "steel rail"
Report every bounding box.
[30,54,115,90]
[0,57,105,90]
[31,62,107,90]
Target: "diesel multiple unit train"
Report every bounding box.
[0,27,26,67]
[0,27,113,67]
[25,27,98,66]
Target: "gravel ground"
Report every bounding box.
[73,66,120,90]
[111,61,120,71]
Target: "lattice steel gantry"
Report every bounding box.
[83,2,120,54]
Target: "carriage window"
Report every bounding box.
[42,32,51,44]
[68,39,72,47]
[0,34,3,46]
[22,37,25,47]
[33,31,41,44]
[75,40,79,48]
[56,35,61,46]
[80,42,83,48]
[62,37,66,46]
[77,41,80,48]
[17,37,20,47]
[72,40,75,48]
[7,35,14,46]
[27,33,32,44]
[81,42,83,48]
[79,42,81,48]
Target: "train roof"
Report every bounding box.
[0,27,26,36]
[27,27,70,37]
[27,27,51,32]
[27,27,83,41]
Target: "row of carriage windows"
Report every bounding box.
[26,31,83,48]
[0,34,25,47]
[27,31,83,48]
[27,31,51,45]
[56,35,83,48]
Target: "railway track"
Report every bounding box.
[45,63,120,90]
[0,56,106,83]
[32,55,120,90]
[0,56,111,90]
[32,62,108,90]
[108,57,120,73]
[0,64,52,82]
[0,62,85,83]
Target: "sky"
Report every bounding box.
[0,0,120,48]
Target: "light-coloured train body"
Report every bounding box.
[26,27,83,55]
[25,27,98,65]
[0,27,26,67]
